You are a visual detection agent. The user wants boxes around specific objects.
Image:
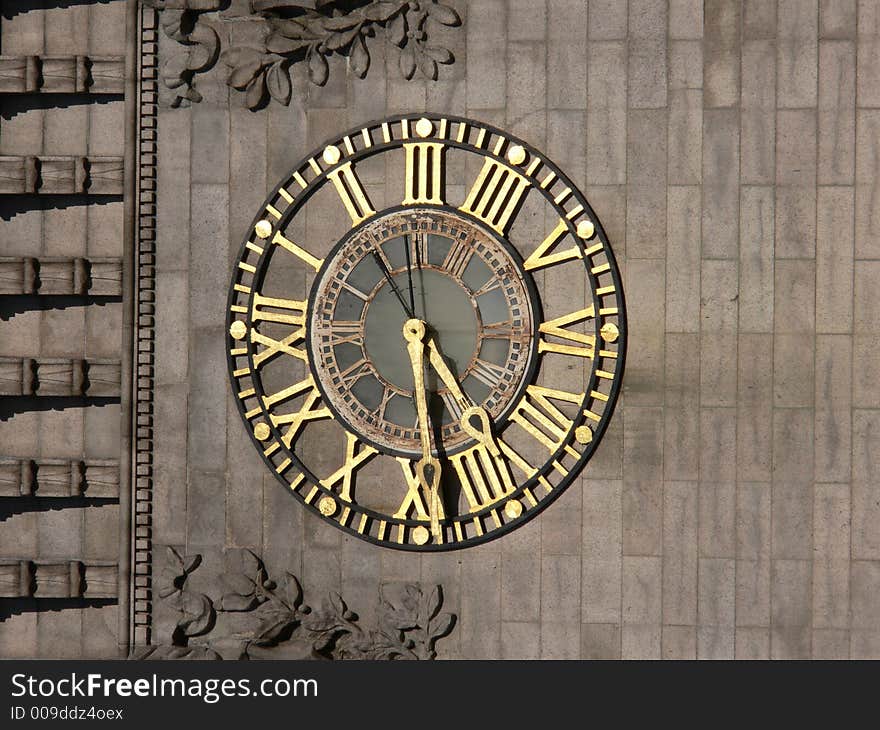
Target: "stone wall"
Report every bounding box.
[0,0,128,658]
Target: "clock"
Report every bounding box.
[226,114,626,550]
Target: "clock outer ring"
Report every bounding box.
[303,203,544,461]
[225,113,628,551]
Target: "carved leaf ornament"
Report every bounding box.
[144,0,461,109]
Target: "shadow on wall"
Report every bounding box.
[0,195,122,222]
[1,94,122,122]
[0,395,119,421]
[0,295,121,322]
[0,597,116,621]
[0,496,118,521]
[1,0,116,21]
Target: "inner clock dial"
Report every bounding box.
[308,208,538,457]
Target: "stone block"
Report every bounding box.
[777,0,819,108]
[816,187,854,333]
[669,0,704,39]
[743,0,777,39]
[852,410,880,559]
[581,622,621,659]
[663,480,698,625]
[587,42,627,185]
[662,625,697,659]
[735,627,770,658]
[506,42,546,144]
[773,334,814,407]
[628,38,667,109]
[541,554,581,623]
[582,478,622,623]
[700,331,737,407]
[851,560,880,628]
[465,0,506,109]
[622,555,662,624]
[855,110,880,259]
[622,408,663,556]
[701,108,739,259]
[820,0,857,38]
[626,110,666,258]
[622,623,661,658]
[500,552,540,622]
[664,334,700,480]
[669,40,703,89]
[703,0,741,107]
[588,0,628,39]
[668,91,702,185]
[819,41,856,184]
[624,259,665,405]
[500,621,540,658]
[509,0,546,40]
[739,187,775,332]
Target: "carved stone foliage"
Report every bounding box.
[130,547,455,660]
[143,0,462,109]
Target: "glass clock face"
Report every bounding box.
[308,208,537,457]
[226,114,626,551]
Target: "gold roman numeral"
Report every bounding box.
[251,293,308,368]
[450,442,515,512]
[394,457,429,520]
[327,161,376,226]
[263,376,332,447]
[538,306,596,360]
[460,158,530,234]
[510,384,583,457]
[403,142,445,205]
[321,432,378,502]
[271,231,324,272]
[524,218,583,271]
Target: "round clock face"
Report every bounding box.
[227,114,626,551]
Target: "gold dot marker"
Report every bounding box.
[322,144,341,165]
[415,117,433,138]
[577,220,595,239]
[229,320,247,340]
[253,422,271,441]
[507,144,527,166]
[412,525,430,545]
[504,499,523,519]
[318,496,337,517]
[575,426,593,444]
[254,219,273,239]
[601,322,619,343]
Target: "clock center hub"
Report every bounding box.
[364,268,478,393]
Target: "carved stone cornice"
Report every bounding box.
[0,358,121,398]
[0,458,119,499]
[143,0,462,109]
[0,156,124,195]
[0,55,125,94]
[0,257,122,297]
[0,560,117,599]
[130,547,456,660]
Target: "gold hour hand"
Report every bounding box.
[424,334,499,457]
[424,334,471,413]
[403,318,443,541]
[460,405,501,457]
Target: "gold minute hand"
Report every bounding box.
[402,319,443,541]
